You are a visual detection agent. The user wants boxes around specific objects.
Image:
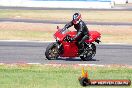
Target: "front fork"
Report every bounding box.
[56,41,63,54]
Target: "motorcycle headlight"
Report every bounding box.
[97,36,101,40]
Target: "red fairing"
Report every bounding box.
[54,30,101,43]
[54,29,101,57]
[54,29,65,41]
[54,30,77,57]
[61,41,78,57]
[85,31,101,43]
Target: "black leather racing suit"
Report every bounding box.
[64,20,89,50]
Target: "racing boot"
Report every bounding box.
[78,35,89,56]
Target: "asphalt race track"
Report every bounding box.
[0,18,132,26]
[0,6,132,26]
[0,41,132,65]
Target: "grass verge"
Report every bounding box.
[0,29,53,41]
[0,64,131,88]
[1,29,132,44]
[0,22,132,44]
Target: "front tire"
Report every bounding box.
[45,42,59,60]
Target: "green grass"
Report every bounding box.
[0,9,132,22]
[0,64,131,88]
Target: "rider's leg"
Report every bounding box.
[78,35,89,55]
[78,35,89,45]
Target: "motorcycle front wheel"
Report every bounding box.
[45,42,59,60]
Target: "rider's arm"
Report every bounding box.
[72,22,83,40]
[72,31,82,41]
[64,21,73,29]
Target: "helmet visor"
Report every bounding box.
[72,14,81,24]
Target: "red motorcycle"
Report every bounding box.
[45,26,101,61]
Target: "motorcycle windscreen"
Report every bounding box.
[54,30,65,41]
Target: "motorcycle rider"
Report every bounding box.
[64,12,89,54]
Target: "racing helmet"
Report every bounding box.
[72,13,81,24]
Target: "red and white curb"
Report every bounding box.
[0,62,105,67]
[0,63,132,68]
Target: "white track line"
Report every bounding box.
[0,62,105,67]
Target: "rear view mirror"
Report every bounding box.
[57,26,59,29]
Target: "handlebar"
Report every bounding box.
[64,35,72,42]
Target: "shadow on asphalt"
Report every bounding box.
[54,58,100,62]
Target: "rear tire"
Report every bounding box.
[45,42,59,60]
[80,43,96,61]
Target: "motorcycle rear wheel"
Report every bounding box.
[80,43,96,61]
[45,42,59,60]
